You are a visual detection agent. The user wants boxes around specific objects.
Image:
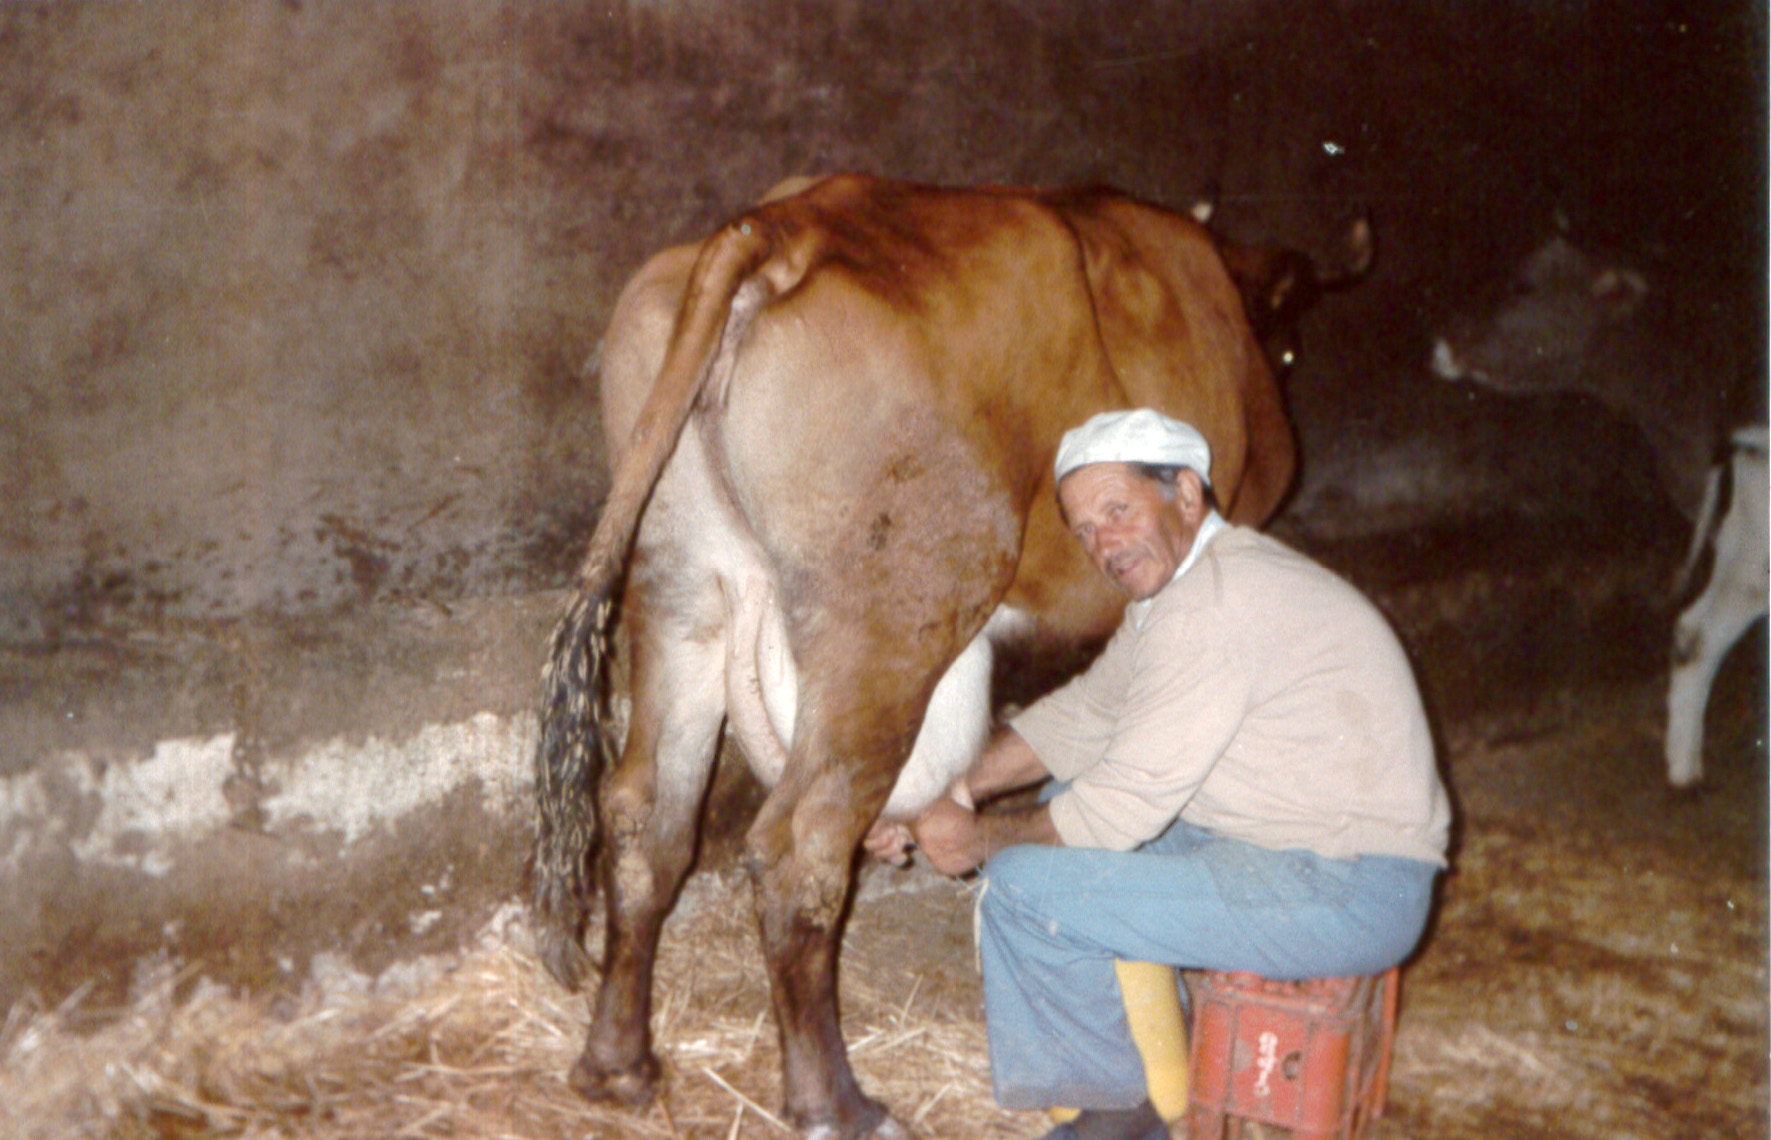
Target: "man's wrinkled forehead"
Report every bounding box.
[1055,460,1170,524]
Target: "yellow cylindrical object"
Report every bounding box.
[1114,959,1190,1123]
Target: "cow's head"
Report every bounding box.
[1194,192,1375,378]
[1431,235,1649,395]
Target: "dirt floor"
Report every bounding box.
[2,503,1764,1140]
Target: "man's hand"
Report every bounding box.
[862,778,975,868]
[860,734,1057,875]
[911,799,987,876]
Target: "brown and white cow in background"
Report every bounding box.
[1430,234,1767,788]
[529,174,1297,1140]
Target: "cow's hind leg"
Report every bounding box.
[743,699,914,1140]
[571,612,725,1105]
[744,603,999,1140]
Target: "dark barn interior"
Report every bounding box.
[1,2,1765,1138]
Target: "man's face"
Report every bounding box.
[1058,462,1203,601]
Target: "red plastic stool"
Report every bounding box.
[1184,967,1399,1140]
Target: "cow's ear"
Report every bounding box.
[1591,267,1648,320]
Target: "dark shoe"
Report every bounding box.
[1037,1100,1166,1140]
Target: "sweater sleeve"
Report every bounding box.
[1007,632,1124,783]
[1047,587,1252,851]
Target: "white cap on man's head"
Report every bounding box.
[1053,409,1213,484]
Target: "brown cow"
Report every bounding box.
[529,174,1294,1140]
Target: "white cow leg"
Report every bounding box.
[1667,433,1771,789]
[1665,600,1759,788]
[1666,634,1723,788]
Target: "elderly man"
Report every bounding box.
[874,409,1451,1140]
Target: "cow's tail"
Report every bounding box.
[530,208,816,991]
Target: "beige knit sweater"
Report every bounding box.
[1011,525,1451,865]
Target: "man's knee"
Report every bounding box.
[977,845,1062,937]
[979,843,1052,899]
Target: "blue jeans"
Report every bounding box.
[977,819,1438,1111]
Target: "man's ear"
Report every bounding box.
[1177,470,1208,518]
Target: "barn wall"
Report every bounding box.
[3,2,610,635]
[2,0,1762,1005]
[9,0,1761,633]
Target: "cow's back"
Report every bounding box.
[596,176,1285,653]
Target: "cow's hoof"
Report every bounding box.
[800,1107,907,1140]
[568,1051,661,1108]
